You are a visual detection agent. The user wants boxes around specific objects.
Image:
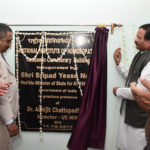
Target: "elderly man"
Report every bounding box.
[113,24,150,150]
[131,78,150,150]
[0,23,19,150]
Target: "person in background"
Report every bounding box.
[0,23,19,150]
[113,24,150,150]
[131,77,150,150]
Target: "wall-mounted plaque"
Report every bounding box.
[15,31,94,132]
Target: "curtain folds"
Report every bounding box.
[67,27,109,150]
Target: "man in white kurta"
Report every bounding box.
[115,61,150,150]
[113,24,150,150]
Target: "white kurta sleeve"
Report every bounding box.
[116,61,150,100]
[116,62,129,79]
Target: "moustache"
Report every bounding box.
[135,42,138,46]
[135,41,138,46]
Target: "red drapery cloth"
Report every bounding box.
[67,27,109,150]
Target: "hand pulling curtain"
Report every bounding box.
[67,27,109,150]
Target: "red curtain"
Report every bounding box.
[67,27,109,150]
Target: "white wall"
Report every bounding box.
[0,0,150,150]
[0,0,150,25]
